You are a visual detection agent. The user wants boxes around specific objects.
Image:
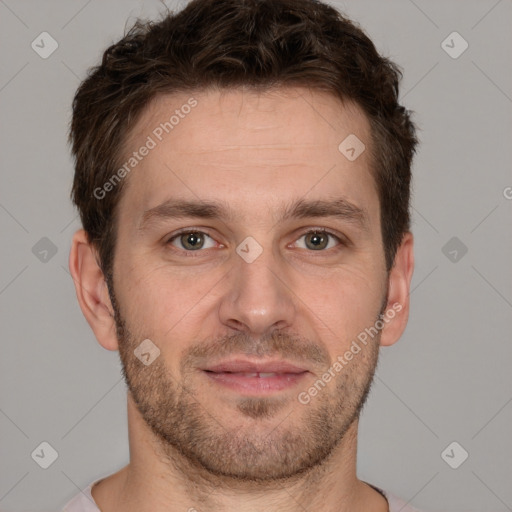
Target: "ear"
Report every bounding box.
[379,231,414,347]
[69,229,119,351]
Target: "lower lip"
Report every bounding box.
[203,371,308,394]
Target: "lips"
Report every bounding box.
[217,372,282,378]
[203,359,308,375]
[201,359,309,394]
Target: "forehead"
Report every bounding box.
[127,86,370,153]
[118,87,377,223]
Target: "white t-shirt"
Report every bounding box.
[62,477,422,511]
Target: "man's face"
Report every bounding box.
[109,87,389,480]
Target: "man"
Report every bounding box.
[64,0,419,510]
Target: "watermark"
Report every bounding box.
[503,186,512,200]
[93,97,198,200]
[134,338,160,366]
[441,31,468,60]
[338,133,366,161]
[31,31,59,59]
[441,236,468,263]
[32,236,58,263]
[31,441,59,469]
[236,236,263,263]
[441,441,469,469]
[297,302,402,405]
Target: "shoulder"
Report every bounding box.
[61,481,101,512]
[382,489,424,512]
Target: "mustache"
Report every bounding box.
[181,330,331,372]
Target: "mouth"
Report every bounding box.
[201,359,309,395]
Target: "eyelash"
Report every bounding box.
[165,228,345,256]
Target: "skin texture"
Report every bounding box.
[69,87,414,512]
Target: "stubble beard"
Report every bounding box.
[109,283,381,483]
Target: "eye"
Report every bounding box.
[293,229,342,251]
[165,228,344,255]
[167,230,217,251]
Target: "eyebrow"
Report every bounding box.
[138,197,369,232]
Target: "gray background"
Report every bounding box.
[0,0,511,511]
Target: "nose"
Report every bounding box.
[218,242,297,337]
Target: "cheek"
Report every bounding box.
[119,264,212,350]
[305,268,385,351]
[310,262,383,309]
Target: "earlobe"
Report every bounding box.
[379,232,414,347]
[69,229,119,351]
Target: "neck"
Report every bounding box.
[91,393,388,512]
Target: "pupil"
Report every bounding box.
[185,232,202,249]
[308,232,326,250]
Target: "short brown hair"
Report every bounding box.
[70,0,418,282]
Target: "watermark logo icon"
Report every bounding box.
[236,236,263,263]
[134,338,160,366]
[31,32,59,59]
[441,32,468,59]
[441,441,469,469]
[442,236,468,263]
[338,134,366,161]
[31,441,59,469]
[32,237,58,263]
